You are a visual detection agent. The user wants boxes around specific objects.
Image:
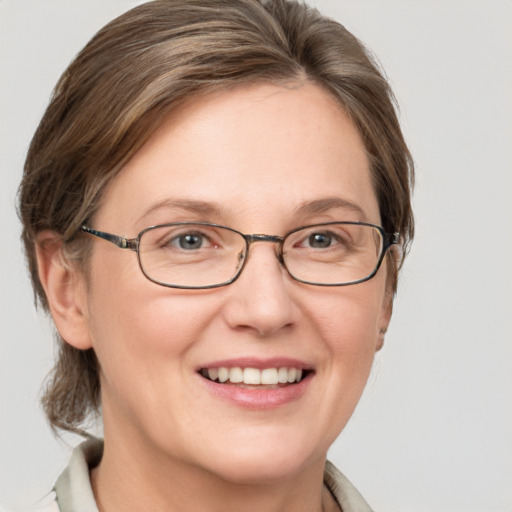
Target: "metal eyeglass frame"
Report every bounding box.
[80,221,400,289]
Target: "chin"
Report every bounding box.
[189,429,327,485]
[206,453,316,485]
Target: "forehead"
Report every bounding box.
[97,82,378,231]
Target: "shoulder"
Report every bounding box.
[0,491,60,512]
[53,438,101,511]
[324,460,375,512]
[1,438,102,512]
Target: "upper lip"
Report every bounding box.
[197,357,313,371]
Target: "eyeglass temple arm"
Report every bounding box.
[383,232,401,252]
[389,232,400,245]
[80,226,139,251]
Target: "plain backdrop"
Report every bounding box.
[1,1,511,511]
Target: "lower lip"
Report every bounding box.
[199,374,312,410]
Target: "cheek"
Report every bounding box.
[85,287,225,442]
[88,288,215,366]
[84,250,219,393]
[288,285,387,453]
[309,283,385,351]
[309,282,387,404]
[321,304,379,395]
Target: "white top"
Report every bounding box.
[4,438,373,512]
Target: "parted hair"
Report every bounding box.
[19,0,414,435]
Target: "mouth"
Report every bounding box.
[197,360,314,408]
[199,366,310,388]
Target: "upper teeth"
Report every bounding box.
[205,367,304,385]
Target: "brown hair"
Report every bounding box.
[19,0,414,434]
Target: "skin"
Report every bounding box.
[37,82,392,512]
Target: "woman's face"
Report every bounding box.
[79,82,392,482]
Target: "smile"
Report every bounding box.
[200,367,306,386]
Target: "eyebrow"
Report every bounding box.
[137,196,366,225]
[293,197,367,219]
[137,198,222,224]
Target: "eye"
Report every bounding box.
[166,231,214,251]
[174,233,204,250]
[299,230,347,249]
[307,232,334,249]
[287,225,355,254]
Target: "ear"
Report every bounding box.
[35,231,92,350]
[376,289,393,352]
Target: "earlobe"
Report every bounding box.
[35,231,92,350]
[376,328,386,351]
[376,290,393,352]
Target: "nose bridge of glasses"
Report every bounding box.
[243,234,285,264]
[245,234,283,244]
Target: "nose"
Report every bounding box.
[222,242,297,337]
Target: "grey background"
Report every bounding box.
[1,1,511,510]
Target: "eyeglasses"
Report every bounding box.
[80,222,399,289]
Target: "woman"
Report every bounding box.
[17,0,413,510]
